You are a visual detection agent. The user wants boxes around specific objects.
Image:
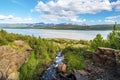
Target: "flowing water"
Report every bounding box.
[41,50,64,80]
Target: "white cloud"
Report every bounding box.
[71,18,86,22]
[106,15,120,20]
[34,0,112,22]
[104,15,120,23]
[24,18,33,21]
[0,14,33,23]
[40,14,59,21]
[104,19,115,23]
[111,0,120,11]
[0,15,6,20]
[0,15,14,20]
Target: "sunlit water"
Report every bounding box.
[4,29,111,40]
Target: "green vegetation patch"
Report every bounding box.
[63,46,87,70]
[19,52,38,80]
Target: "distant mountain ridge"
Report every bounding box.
[0,23,120,30]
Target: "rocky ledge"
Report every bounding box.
[0,40,32,80]
[75,47,120,80]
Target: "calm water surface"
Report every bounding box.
[4,29,111,40]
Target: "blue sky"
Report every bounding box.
[0,0,120,24]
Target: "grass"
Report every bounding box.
[19,51,38,80]
[63,46,87,70]
[19,51,54,80]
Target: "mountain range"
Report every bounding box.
[0,23,119,30]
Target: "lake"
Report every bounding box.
[4,29,111,40]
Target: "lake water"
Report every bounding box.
[4,29,112,40]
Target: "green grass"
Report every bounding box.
[19,49,56,80]
[19,52,38,80]
[63,47,87,70]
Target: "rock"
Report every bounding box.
[74,70,88,80]
[74,47,120,80]
[84,51,93,59]
[7,72,19,80]
[115,50,120,76]
[0,40,32,80]
[57,64,67,73]
[0,71,2,79]
[93,47,116,68]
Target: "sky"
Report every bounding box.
[0,0,120,25]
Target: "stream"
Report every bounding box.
[41,50,64,80]
[41,50,76,80]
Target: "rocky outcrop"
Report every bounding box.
[0,40,32,80]
[75,47,120,80]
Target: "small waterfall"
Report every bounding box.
[41,50,64,80]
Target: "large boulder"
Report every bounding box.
[74,47,120,80]
[57,64,67,73]
[93,47,116,68]
[0,40,32,80]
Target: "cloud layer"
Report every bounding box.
[111,0,120,11]
[34,0,120,22]
[0,15,33,23]
[105,15,120,23]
